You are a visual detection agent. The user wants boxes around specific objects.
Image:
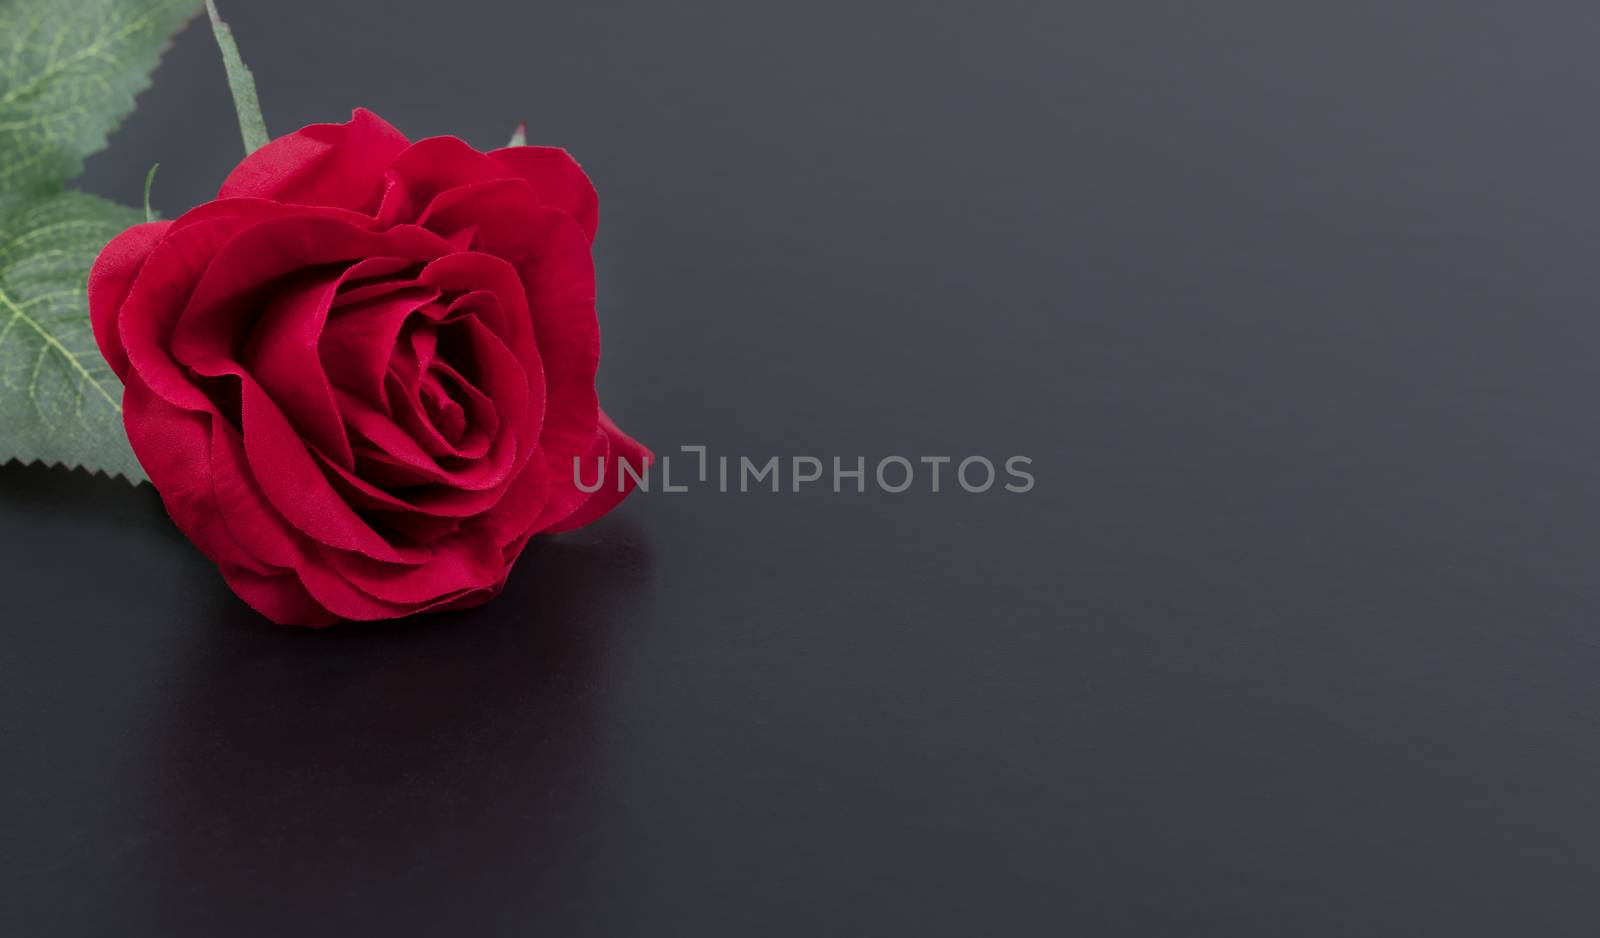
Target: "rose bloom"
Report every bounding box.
[89,109,648,627]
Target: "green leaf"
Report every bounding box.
[0,191,146,481]
[204,0,267,154]
[507,121,526,148]
[0,0,199,208]
[0,0,196,480]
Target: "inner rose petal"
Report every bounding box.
[318,285,441,406]
[336,387,519,493]
[384,355,498,462]
[170,215,451,375]
[244,257,412,469]
[421,373,466,443]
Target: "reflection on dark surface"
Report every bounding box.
[136,527,652,934]
[0,459,655,934]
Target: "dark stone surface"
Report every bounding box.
[6,1,1600,934]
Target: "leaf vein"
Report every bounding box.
[0,282,120,413]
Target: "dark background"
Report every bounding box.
[6,0,1600,934]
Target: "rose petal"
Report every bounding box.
[219,108,410,212]
[313,446,508,519]
[514,211,604,523]
[172,215,452,371]
[318,532,506,605]
[415,177,544,260]
[292,556,477,622]
[488,145,599,243]
[168,196,382,235]
[244,258,415,468]
[338,386,518,493]
[234,372,427,563]
[119,216,262,413]
[123,369,268,573]
[388,360,497,460]
[88,221,169,381]
[209,427,302,570]
[321,286,441,405]
[478,447,552,555]
[220,564,340,628]
[544,409,651,534]
[383,135,505,208]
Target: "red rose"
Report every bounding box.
[89,109,649,628]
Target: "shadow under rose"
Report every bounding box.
[125,520,656,937]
